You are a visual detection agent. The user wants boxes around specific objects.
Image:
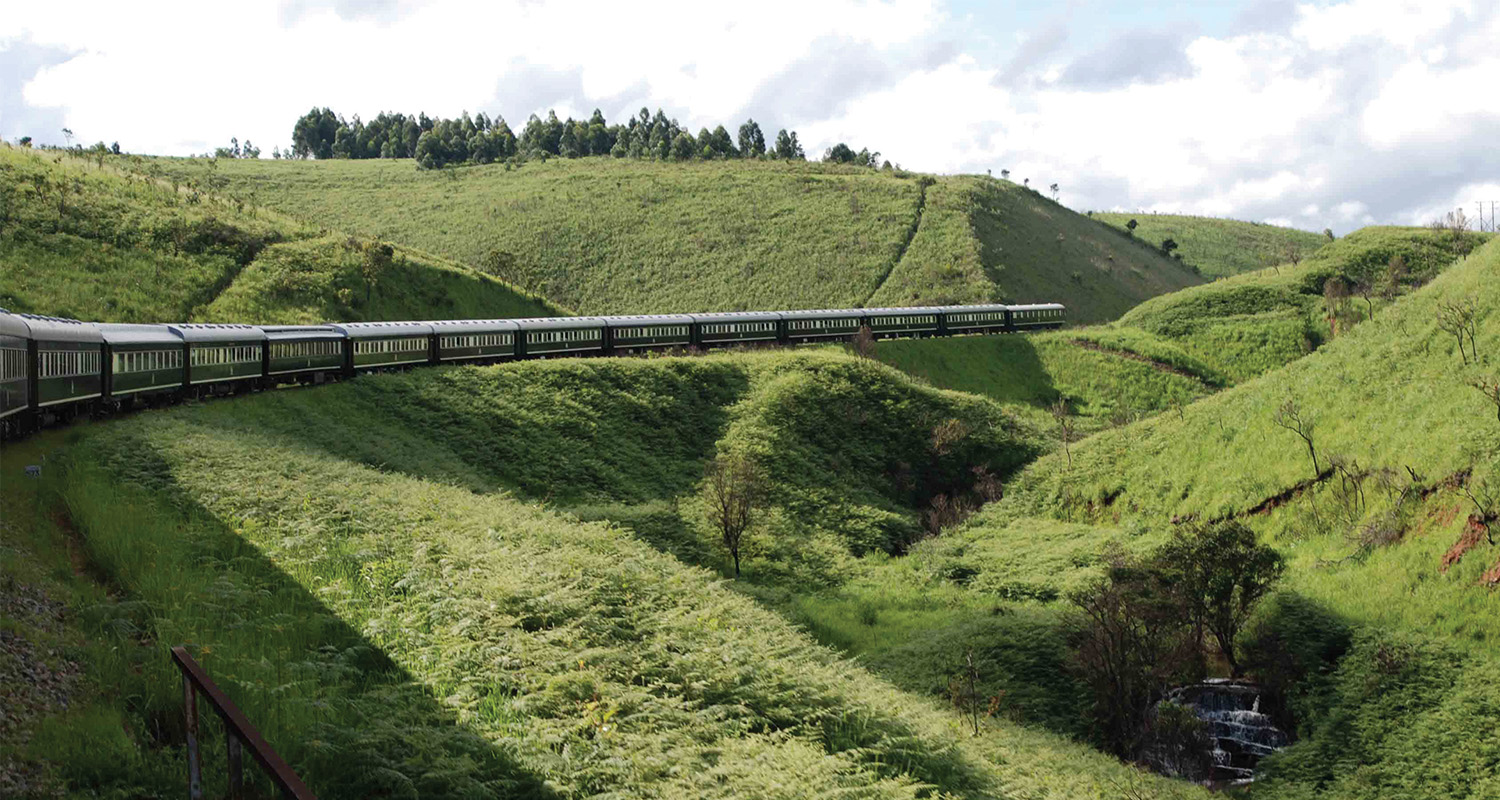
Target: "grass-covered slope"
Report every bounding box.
[148,156,1203,321]
[1,351,1206,799]
[949,238,1500,799]
[1108,226,1491,382]
[871,332,1213,431]
[0,145,559,322]
[1091,212,1330,279]
[871,178,1203,323]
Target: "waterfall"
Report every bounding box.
[1160,679,1289,785]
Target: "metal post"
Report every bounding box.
[183,674,202,800]
[227,731,244,800]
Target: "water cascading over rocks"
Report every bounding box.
[1163,680,1289,784]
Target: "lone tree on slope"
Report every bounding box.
[704,454,764,577]
[1272,395,1320,478]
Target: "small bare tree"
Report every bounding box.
[1352,273,1376,320]
[1460,479,1497,547]
[703,454,763,577]
[1272,396,1320,478]
[848,325,877,359]
[947,648,984,736]
[1285,244,1303,269]
[1051,399,1076,468]
[1472,374,1500,423]
[1437,299,1479,364]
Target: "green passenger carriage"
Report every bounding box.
[429,319,519,363]
[329,321,435,371]
[168,324,267,392]
[942,304,1011,335]
[262,325,346,383]
[98,323,186,402]
[0,310,33,431]
[24,314,104,411]
[601,315,694,351]
[781,309,864,342]
[512,317,607,357]
[688,311,782,346]
[863,307,945,338]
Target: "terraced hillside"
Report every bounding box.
[148,155,1202,323]
[1092,212,1330,279]
[1,352,1207,799]
[0,145,561,323]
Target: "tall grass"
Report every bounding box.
[1,349,1210,798]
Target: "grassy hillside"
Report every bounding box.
[0,145,560,322]
[1,351,1210,799]
[948,237,1500,799]
[1091,212,1330,279]
[1107,226,1491,382]
[871,332,1214,433]
[871,177,1204,322]
[147,156,1203,322]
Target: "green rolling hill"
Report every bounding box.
[0,145,561,323]
[1091,212,1330,279]
[146,155,1203,323]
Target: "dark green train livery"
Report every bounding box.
[0,302,1063,439]
[99,323,185,400]
[169,324,267,391]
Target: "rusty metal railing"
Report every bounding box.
[171,645,316,800]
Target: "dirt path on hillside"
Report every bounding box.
[859,178,929,307]
[1068,338,1211,384]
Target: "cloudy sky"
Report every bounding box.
[3,0,1496,233]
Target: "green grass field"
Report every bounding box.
[1091,212,1330,279]
[145,155,1202,323]
[1,351,1207,799]
[0,145,560,322]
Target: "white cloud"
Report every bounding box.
[2,0,1495,234]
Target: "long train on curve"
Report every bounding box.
[0,302,1065,440]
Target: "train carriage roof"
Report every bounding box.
[687,311,784,323]
[599,314,696,327]
[166,323,269,343]
[937,304,1012,314]
[258,324,347,341]
[327,321,434,338]
[425,319,521,334]
[97,323,184,346]
[779,309,866,321]
[862,306,949,316]
[1007,303,1066,312]
[0,308,31,340]
[19,313,104,343]
[510,317,609,330]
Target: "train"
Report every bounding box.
[0,302,1065,440]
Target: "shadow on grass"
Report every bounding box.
[178,359,750,506]
[878,333,1060,408]
[51,445,555,799]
